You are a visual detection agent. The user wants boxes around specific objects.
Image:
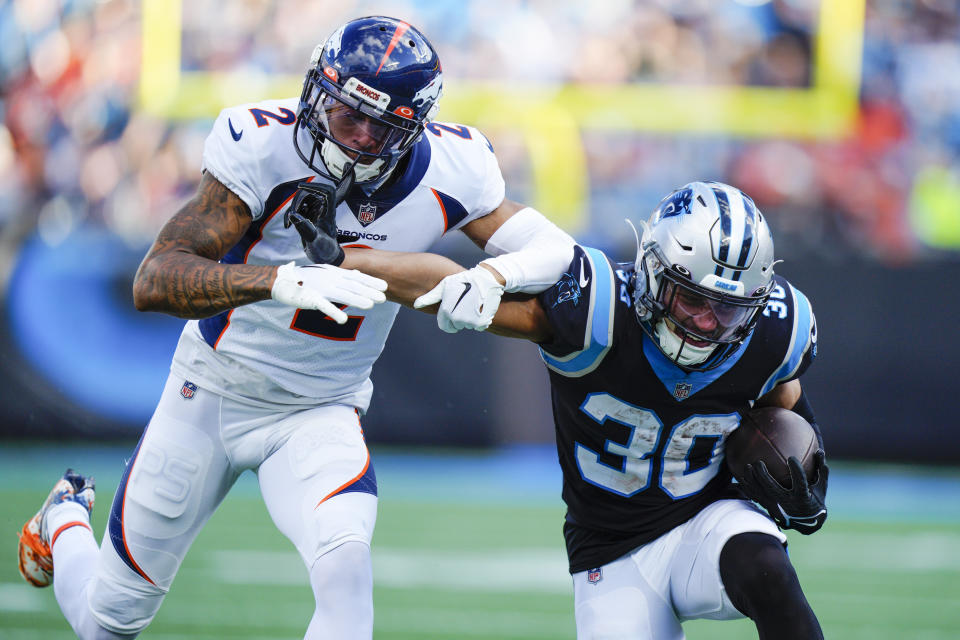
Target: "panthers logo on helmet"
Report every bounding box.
[657,188,693,219]
[633,181,775,372]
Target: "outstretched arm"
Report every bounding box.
[342,248,553,342]
[416,198,575,334]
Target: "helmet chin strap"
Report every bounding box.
[321,140,388,184]
[654,320,716,367]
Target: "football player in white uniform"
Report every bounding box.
[16,16,574,640]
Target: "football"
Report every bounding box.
[726,406,818,488]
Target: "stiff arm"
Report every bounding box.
[341,248,552,342]
[343,247,803,405]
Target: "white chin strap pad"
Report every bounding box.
[653,320,715,366]
[321,140,386,183]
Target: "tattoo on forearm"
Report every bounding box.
[134,175,276,318]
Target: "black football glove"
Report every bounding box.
[739,449,829,535]
[283,173,353,265]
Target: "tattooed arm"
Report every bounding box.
[132,172,277,318]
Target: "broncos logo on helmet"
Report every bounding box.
[293,16,443,188]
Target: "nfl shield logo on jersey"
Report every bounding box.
[180,381,198,400]
[587,567,602,585]
[673,382,692,400]
[357,202,377,225]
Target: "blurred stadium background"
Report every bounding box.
[1,0,959,638]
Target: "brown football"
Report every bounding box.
[726,406,818,488]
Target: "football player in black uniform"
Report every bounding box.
[337,181,828,639]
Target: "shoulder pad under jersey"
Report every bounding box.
[420,122,505,229]
[201,98,301,219]
[538,245,620,377]
[755,275,818,397]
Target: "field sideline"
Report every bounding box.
[2,443,959,639]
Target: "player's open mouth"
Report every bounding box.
[684,335,712,348]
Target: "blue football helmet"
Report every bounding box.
[632,181,776,371]
[294,16,443,187]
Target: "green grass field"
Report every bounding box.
[2,444,959,639]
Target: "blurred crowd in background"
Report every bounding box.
[2,0,959,277]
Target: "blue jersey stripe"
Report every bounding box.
[540,247,614,376]
[107,433,156,585]
[432,189,469,231]
[333,458,378,498]
[344,135,431,221]
[760,286,813,396]
[199,312,231,348]
[201,179,303,349]
[221,208,272,266]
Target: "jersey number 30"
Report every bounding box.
[576,393,739,499]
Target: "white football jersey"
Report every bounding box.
[169,97,505,411]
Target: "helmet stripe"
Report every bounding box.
[736,193,757,268]
[712,186,732,265]
[376,21,412,76]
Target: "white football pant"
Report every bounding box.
[59,372,378,638]
[572,499,785,640]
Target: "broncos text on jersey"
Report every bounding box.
[170,98,506,410]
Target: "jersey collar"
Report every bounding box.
[642,331,752,401]
[343,135,432,226]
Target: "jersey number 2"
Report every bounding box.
[290,307,363,341]
[576,393,739,499]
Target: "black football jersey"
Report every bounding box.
[537,246,817,573]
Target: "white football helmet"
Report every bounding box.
[632,181,776,370]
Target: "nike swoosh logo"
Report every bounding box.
[228,118,243,141]
[778,506,826,529]
[451,282,472,311]
[578,258,590,288]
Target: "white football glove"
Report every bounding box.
[413,265,505,333]
[271,262,387,324]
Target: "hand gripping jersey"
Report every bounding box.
[170,98,505,410]
[537,246,817,573]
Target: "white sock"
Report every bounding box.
[305,541,373,639]
[48,505,135,640]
